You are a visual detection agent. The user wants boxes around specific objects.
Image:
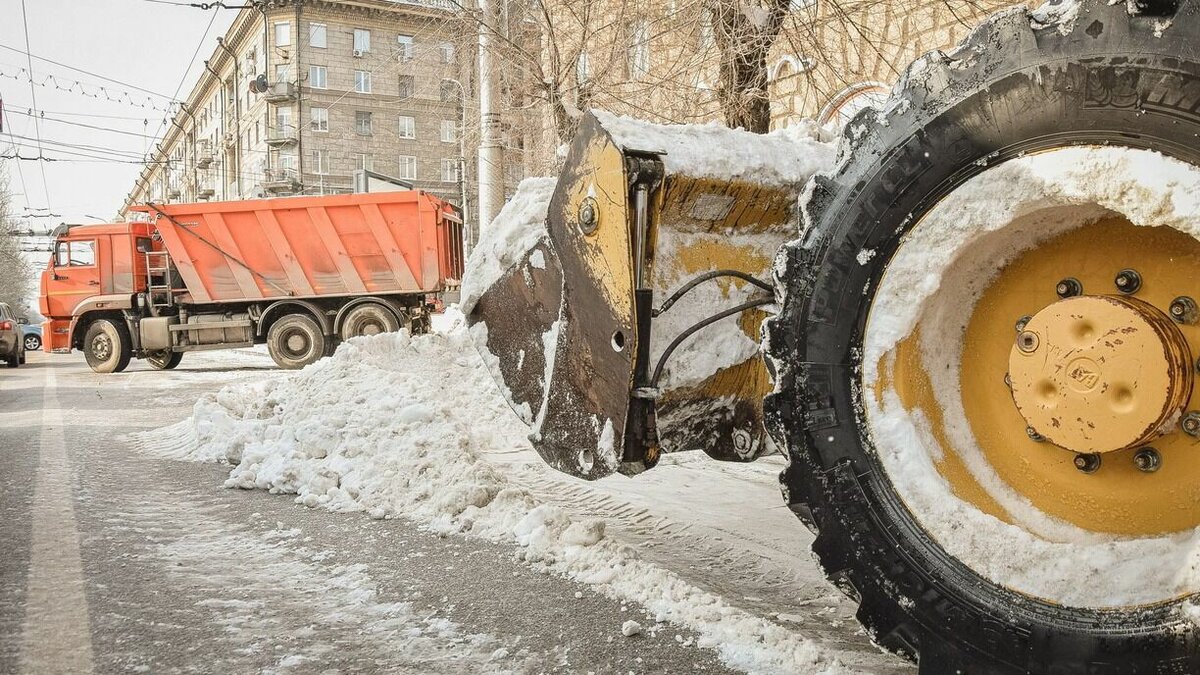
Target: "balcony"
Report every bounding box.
[167,187,181,199]
[195,140,213,168]
[262,168,298,194]
[264,81,296,103]
[197,186,216,200]
[265,125,298,148]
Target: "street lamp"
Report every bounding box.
[442,77,472,256]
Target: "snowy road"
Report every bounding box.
[0,350,737,674]
[0,342,911,674]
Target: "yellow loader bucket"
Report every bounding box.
[465,111,830,479]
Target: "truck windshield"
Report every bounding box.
[55,240,96,267]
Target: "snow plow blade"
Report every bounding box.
[467,111,828,479]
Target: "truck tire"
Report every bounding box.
[338,302,401,341]
[267,314,327,370]
[146,350,183,370]
[765,2,1200,673]
[84,319,132,374]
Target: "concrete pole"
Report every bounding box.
[477,0,505,232]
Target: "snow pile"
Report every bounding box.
[170,314,850,675]
[459,177,557,315]
[864,146,1200,607]
[594,110,835,187]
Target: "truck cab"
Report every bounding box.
[40,222,155,353]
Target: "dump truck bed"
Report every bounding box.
[131,191,463,304]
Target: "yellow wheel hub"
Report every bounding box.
[880,216,1200,536]
[1008,295,1193,455]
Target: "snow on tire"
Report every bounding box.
[765,1,1200,672]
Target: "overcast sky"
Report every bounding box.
[0,0,238,231]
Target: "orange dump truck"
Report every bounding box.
[39,191,464,372]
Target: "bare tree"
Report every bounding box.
[0,167,33,314]
[709,0,790,133]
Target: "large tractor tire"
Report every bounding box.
[765,1,1200,672]
[83,319,132,374]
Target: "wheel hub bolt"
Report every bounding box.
[1169,296,1198,324]
[1182,411,1200,437]
[1016,330,1039,353]
[1015,315,1032,332]
[1133,447,1161,473]
[1026,426,1044,442]
[1114,268,1142,294]
[1073,453,1102,474]
[1055,277,1083,298]
[1004,373,1012,389]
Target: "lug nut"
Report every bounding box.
[1015,315,1032,332]
[1056,277,1083,298]
[1004,373,1012,389]
[1114,268,1142,294]
[1073,453,1102,474]
[1016,330,1040,353]
[1182,411,1200,436]
[1133,447,1161,473]
[1026,426,1044,442]
[1169,296,1198,324]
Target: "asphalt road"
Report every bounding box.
[0,350,739,674]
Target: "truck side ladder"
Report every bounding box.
[145,250,174,311]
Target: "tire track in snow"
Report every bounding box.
[20,367,96,675]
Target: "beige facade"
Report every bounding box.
[124,0,473,213]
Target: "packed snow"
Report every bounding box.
[594,110,834,186]
[459,177,557,316]
[864,147,1200,607]
[159,314,856,675]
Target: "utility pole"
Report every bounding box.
[477,0,504,232]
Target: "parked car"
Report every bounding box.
[18,318,41,351]
[0,302,25,368]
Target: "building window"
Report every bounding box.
[354,153,374,171]
[440,80,458,103]
[309,65,327,89]
[439,43,455,64]
[627,21,649,81]
[274,22,291,47]
[276,107,292,130]
[279,153,296,171]
[398,155,417,180]
[398,115,416,139]
[576,52,590,83]
[274,63,291,84]
[309,23,327,48]
[354,70,372,93]
[356,111,373,135]
[353,28,371,54]
[312,149,327,174]
[397,34,413,60]
[440,120,457,143]
[398,75,414,99]
[310,107,328,132]
[441,158,459,183]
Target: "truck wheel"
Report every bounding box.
[267,314,327,370]
[146,351,183,370]
[765,2,1200,672]
[338,302,400,341]
[23,334,40,351]
[83,319,132,374]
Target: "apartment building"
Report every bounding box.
[124,0,473,213]
[515,0,1012,171]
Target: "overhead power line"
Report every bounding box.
[0,42,176,100]
[19,0,53,215]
